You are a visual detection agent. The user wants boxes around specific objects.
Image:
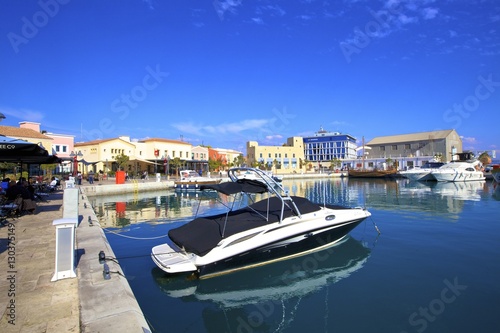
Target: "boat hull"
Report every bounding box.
[348,170,397,178]
[431,171,485,182]
[196,218,366,278]
[403,171,434,181]
[174,180,221,190]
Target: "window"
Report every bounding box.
[380,146,386,151]
[405,144,411,150]
[392,145,398,150]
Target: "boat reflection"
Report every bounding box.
[431,180,486,201]
[152,236,370,332]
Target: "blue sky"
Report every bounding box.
[1,0,499,155]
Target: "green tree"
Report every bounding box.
[478,151,492,165]
[115,153,129,170]
[234,154,245,167]
[330,158,341,170]
[169,157,182,177]
[208,157,224,172]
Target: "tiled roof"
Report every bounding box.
[0,125,53,140]
[140,138,191,145]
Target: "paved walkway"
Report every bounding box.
[0,192,79,333]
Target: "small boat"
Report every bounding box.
[400,161,445,181]
[431,154,485,182]
[348,169,398,178]
[237,170,283,183]
[173,170,222,190]
[152,167,372,279]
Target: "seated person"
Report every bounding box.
[6,181,37,214]
[48,177,58,191]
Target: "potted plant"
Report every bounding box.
[114,153,129,184]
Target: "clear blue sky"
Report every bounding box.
[1,0,499,155]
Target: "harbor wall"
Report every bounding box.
[81,172,346,197]
[75,190,151,332]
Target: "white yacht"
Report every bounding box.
[431,153,485,182]
[400,161,445,181]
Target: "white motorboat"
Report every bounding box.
[174,170,222,190]
[400,161,445,181]
[431,160,485,182]
[237,170,282,183]
[152,167,372,279]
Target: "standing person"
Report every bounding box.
[88,170,94,184]
[77,171,82,185]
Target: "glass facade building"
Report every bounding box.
[303,127,357,163]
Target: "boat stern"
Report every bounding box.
[151,243,197,274]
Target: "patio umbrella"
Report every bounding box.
[0,135,61,164]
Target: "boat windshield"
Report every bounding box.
[422,162,445,169]
[182,171,200,178]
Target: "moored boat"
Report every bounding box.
[174,170,222,190]
[348,169,398,178]
[431,153,485,182]
[152,167,372,279]
[400,161,445,181]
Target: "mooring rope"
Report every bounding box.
[103,228,170,240]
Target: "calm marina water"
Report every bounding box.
[91,178,500,333]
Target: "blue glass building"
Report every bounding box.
[303,127,357,165]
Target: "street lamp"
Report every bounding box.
[166,155,170,180]
[69,150,83,176]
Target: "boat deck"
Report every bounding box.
[169,196,323,256]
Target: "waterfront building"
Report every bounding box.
[75,137,193,176]
[246,137,304,174]
[212,147,244,169]
[365,129,463,168]
[303,127,357,171]
[0,122,59,175]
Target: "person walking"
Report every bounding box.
[88,170,95,184]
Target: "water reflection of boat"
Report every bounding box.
[152,236,370,307]
[432,181,486,201]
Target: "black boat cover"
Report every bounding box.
[168,196,322,256]
[200,179,268,195]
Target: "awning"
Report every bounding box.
[0,135,62,164]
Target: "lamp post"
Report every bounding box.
[167,155,170,180]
